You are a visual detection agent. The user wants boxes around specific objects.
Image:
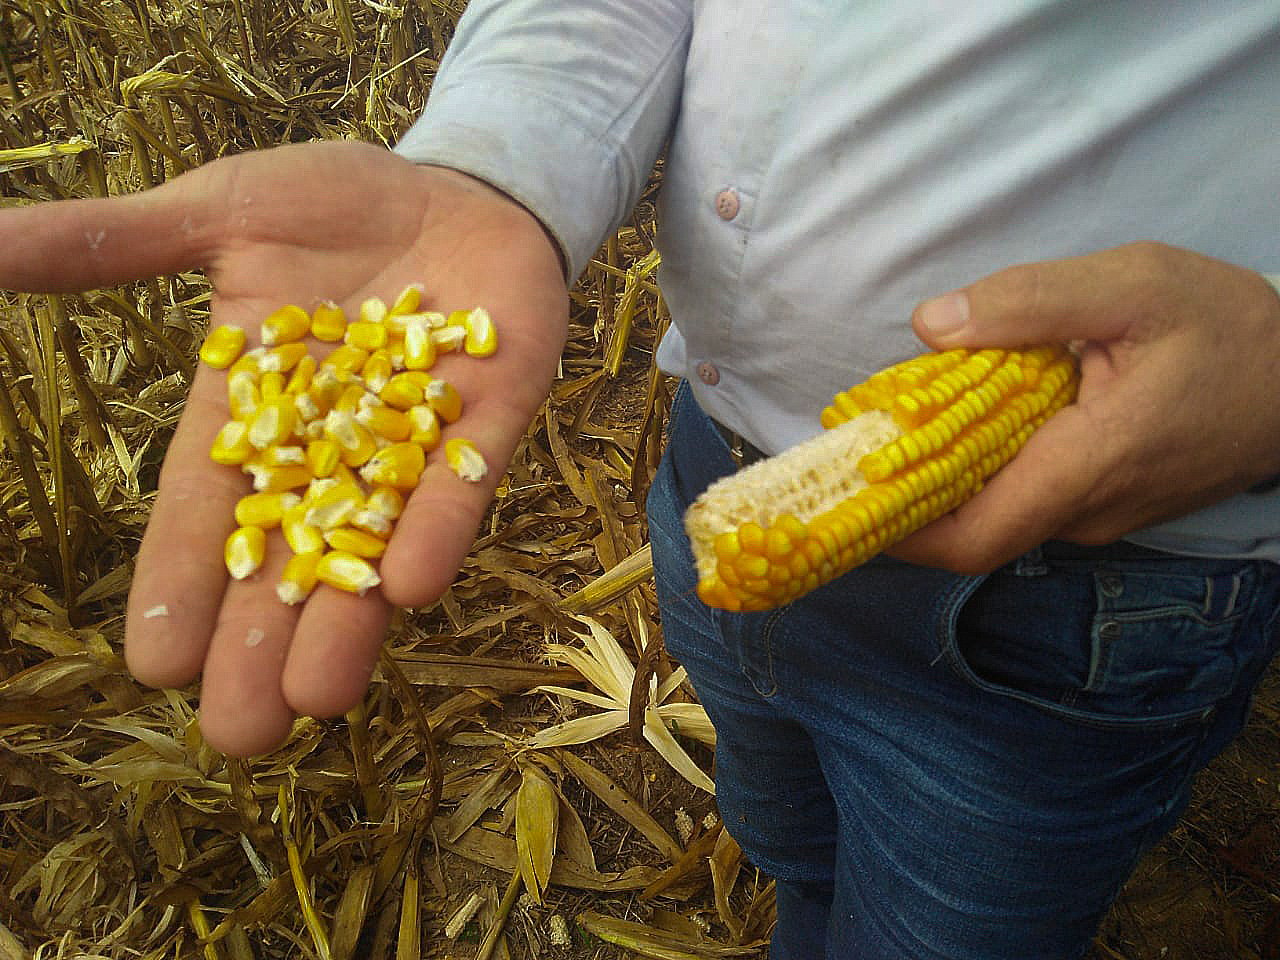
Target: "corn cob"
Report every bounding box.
[200,285,497,602]
[684,346,1078,612]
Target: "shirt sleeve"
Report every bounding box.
[394,0,693,281]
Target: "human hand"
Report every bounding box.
[0,141,568,755]
[893,241,1280,574]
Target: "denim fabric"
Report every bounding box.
[646,381,1280,960]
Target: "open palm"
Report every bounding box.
[0,141,569,755]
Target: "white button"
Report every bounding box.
[696,361,720,385]
[714,189,740,220]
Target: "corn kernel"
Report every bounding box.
[321,344,370,377]
[361,349,394,394]
[463,307,497,357]
[357,404,412,442]
[316,550,382,595]
[199,324,247,369]
[260,342,309,374]
[424,379,462,423]
[403,316,436,371]
[276,551,322,605]
[227,370,261,421]
[379,373,425,410]
[406,404,441,450]
[247,463,313,493]
[388,283,424,317]
[350,508,394,538]
[228,347,266,379]
[445,438,487,482]
[431,324,467,354]
[235,491,301,529]
[366,485,405,519]
[261,304,311,346]
[282,504,326,555]
[306,439,341,478]
[310,301,347,342]
[345,320,389,352]
[259,371,286,401]
[248,396,299,450]
[286,354,317,395]
[359,441,426,490]
[225,526,267,580]
[323,527,388,559]
[211,420,254,466]
[359,297,388,325]
[305,484,364,530]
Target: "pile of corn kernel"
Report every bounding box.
[197,284,496,604]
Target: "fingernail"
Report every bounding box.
[917,291,970,336]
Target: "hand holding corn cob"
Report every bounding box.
[0,142,569,757]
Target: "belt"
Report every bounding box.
[710,418,769,469]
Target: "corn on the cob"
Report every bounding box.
[201,285,502,600]
[684,347,1078,613]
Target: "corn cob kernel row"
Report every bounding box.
[201,286,496,603]
[684,347,1079,612]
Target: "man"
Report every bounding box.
[2,2,1279,956]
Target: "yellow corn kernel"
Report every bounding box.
[199,324,247,369]
[445,438,488,482]
[424,379,462,423]
[350,508,394,539]
[463,307,497,357]
[225,526,267,580]
[345,320,389,352]
[359,441,426,490]
[235,491,301,529]
[324,410,379,467]
[261,304,311,346]
[259,371,287,401]
[366,485,405,520]
[305,483,364,530]
[310,300,347,342]
[686,346,1079,612]
[361,349,394,394]
[431,324,467,354]
[406,404,441,450]
[246,443,306,468]
[316,550,382,595]
[320,343,370,377]
[282,504,326,555]
[260,342,309,374]
[357,404,412,443]
[247,396,299,450]
[323,526,388,559]
[379,372,425,410]
[276,550,322,606]
[333,381,369,415]
[402,315,436,371]
[306,438,341,478]
[247,463,314,494]
[286,354,317,395]
[227,370,261,421]
[210,420,254,466]
[359,296,388,325]
[228,346,267,379]
[388,283,423,317]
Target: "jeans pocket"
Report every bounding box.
[942,550,1276,730]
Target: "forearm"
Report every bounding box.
[396,0,693,281]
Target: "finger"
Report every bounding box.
[197,532,300,757]
[911,244,1150,351]
[0,168,221,292]
[124,367,240,689]
[886,404,1117,573]
[281,588,394,719]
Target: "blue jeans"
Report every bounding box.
[646,381,1280,960]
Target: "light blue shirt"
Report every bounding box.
[396,0,1280,560]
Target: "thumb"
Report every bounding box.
[0,163,222,293]
[911,247,1141,351]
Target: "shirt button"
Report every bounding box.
[714,188,740,220]
[696,361,720,385]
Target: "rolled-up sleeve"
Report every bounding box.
[395,1,692,280]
